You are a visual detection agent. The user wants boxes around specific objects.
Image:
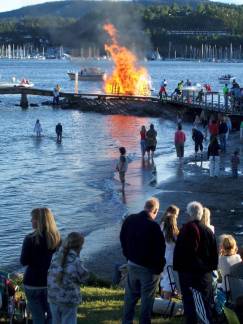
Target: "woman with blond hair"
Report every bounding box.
[218,234,242,291]
[160,205,180,299]
[48,232,88,324]
[201,207,215,233]
[20,208,61,324]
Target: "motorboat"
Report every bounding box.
[0,78,34,88]
[218,74,235,84]
[17,79,34,88]
[67,68,105,81]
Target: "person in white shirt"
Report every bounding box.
[218,234,242,291]
[160,205,180,299]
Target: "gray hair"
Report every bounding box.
[186,201,203,221]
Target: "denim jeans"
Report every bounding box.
[122,264,160,324]
[232,168,238,178]
[219,134,226,153]
[50,303,77,324]
[24,287,51,324]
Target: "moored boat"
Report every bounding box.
[67,68,105,81]
[218,74,235,84]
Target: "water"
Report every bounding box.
[0,59,242,270]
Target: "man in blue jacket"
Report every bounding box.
[120,197,166,324]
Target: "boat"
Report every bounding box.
[67,68,105,81]
[218,74,235,84]
[17,79,34,88]
[0,78,34,88]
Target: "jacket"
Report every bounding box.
[173,220,218,273]
[218,122,228,135]
[146,129,157,147]
[48,249,88,306]
[20,232,57,287]
[174,130,186,145]
[192,129,204,144]
[208,140,220,158]
[120,211,166,274]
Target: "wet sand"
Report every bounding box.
[86,131,243,281]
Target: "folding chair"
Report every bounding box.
[190,287,210,324]
[227,276,243,305]
[167,265,181,297]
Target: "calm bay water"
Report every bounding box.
[0,59,242,270]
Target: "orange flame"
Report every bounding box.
[103,23,151,96]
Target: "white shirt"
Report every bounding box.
[219,254,242,291]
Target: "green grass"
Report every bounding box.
[78,286,184,324]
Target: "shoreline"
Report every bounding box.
[85,131,243,281]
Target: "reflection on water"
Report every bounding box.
[0,59,242,270]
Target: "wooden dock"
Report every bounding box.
[0,86,242,127]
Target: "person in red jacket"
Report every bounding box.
[208,119,219,137]
[173,201,218,324]
[174,124,186,162]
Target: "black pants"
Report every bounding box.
[178,271,214,324]
[195,142,203,153]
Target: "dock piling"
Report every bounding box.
[20,93,29,108]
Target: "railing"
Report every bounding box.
[160,91,243,114]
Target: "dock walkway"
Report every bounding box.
[0,86,242,117]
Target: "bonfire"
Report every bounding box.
[103,23,151,96]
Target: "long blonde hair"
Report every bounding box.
[219,234,238,256]
[56,232,84,285]
[201,208,211,227]
[161,205,180,243]
[31,208,61,250]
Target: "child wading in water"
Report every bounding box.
[48,232,88,324]
[116,147,128,193]
[231,150,240,178]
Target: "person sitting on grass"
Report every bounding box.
[48,232,88,324]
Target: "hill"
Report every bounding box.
[0,0,209,19]
[0,0,242,60]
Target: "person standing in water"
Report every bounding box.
[116,147,128,193]
[146,124,157,160]
[174,124,186,163]
[53,84,61,105]
[34,119,43,137]
[140,126,147,159]
[55,123,63,143]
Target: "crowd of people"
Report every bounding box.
[120,198,243,324]
[158,77,243,111]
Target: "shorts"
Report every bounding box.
[119,172,126,183]
[146,145,156,152]
[175,143,184,158]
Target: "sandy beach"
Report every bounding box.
[86,130,243,281]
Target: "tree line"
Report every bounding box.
[0,2,242,57]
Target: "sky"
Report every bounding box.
[0,0,64,13]
[0,0,242,13]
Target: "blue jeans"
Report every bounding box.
[219,134,226,153]
[50,303,77,324]
[122,264,160,324]
[25,288,51,324]
[232,168,238,178]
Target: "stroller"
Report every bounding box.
[0,270,28,323]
